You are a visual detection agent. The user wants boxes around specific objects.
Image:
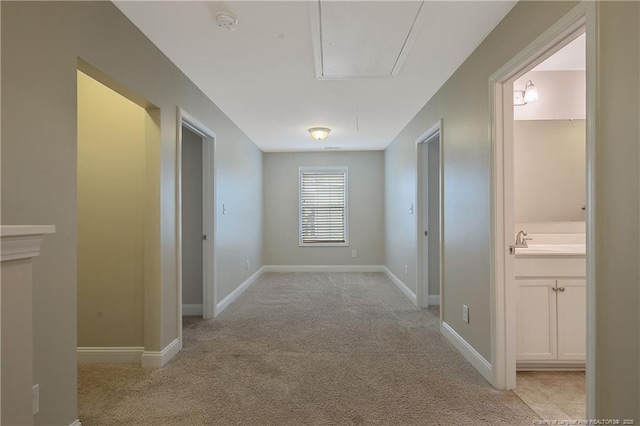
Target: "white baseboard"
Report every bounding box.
[216,266,265,316]
[141,338,181,368]
[428,295,441,306]
[182,304,203,316]
[263,265,385,273]
[77,346,144,364]
[383,266,417,305]
[440,321,492,383]
[69,420,82,426]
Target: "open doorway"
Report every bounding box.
[416,121,443,314]
[181,126,205,318]
[510,33,587,420]
[77,66,161,365]
[176,109,216,347]
[489,2,595,420]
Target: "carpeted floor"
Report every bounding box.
[78,272,539,425]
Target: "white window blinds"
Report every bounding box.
[299,167,348,245]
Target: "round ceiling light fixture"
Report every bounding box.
[216,12,238,31]
[308,127,331,141]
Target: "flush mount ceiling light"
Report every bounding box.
[514,80,539,106]
[216,12,238,31]
[308,127,331,141]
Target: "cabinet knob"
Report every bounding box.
[558,287,565,292]
[552,287,558,292]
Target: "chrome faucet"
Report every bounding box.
[515,230,533,248]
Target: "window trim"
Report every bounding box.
[298,166,349,247]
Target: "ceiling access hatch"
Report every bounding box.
[310,1,426,79]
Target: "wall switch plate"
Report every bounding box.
[404,265,409,276]
[245,260,250,270]
[351,250,357,258]
[33,384,39,415]
[463,305,469,324]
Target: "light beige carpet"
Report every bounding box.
[78,272,539,425]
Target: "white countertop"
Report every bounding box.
[515,244,586,257]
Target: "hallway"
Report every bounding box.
[78,272,538,425]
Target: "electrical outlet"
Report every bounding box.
[463,305,469,324]
[32,384,39,415]
[404,265,409,276]
[245,260,250,270]
[351,250,357,258]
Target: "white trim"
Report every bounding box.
[383,266,417,306]
[69,420,82,426]
[0,226,55,262]
[427,295,441,306]
[77,347,144,364]
[264,265,384,273]
[216,266,265,316]
[415,121,444,312]
[182,304,203,316]
[441,321,492,383]
[176,107,218,360]
[488,2,594,403]
[141,338,181,369]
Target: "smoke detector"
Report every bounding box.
[216,12,238,31]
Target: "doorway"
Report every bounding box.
[489,2,595,419]
[416,121,443,314]
[181,126,205,318]
[176,109,216,346]
[77,66,161,364]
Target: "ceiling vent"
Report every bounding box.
[310,1,426,79]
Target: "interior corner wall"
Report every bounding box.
[1,2,263,424]
[384,1,579,363]
[263,151,384,266]
[77,71,146,347]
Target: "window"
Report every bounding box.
[299,167,348,246]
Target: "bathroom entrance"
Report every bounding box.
[489,2,595,420]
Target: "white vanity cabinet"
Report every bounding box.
[516,278,586,364]
[515,250,586,369]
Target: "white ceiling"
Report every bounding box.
[115,1,516,152]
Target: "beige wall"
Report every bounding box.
[385,0,639,419]
[264,152,384,266]
[77,71,146,347]
[595,2,639,419]
[514,120,586,223]
[1,2,263,424]
[514,71,586,120]
[181,127,203,306]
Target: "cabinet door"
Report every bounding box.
[557,279,586,360]
[516,279,557,361]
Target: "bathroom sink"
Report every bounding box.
[515,244,586,255]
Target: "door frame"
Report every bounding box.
[415,120,443,315]
[176,108,217,347]
[488,1,596,417]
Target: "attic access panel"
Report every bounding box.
[310,1,425,79]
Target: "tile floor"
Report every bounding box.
[514,371,586,421]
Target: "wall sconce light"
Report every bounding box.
[308,127,331,141]
[514,80,539,106]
